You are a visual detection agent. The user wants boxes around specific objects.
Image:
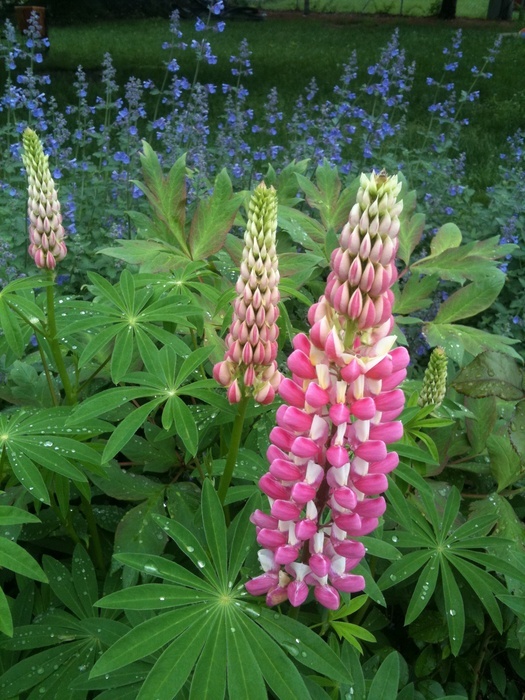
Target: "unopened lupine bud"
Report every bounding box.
[418,347,448,408]
[214,182,281,404]
[22,128,67,270]
[247,171,408,610]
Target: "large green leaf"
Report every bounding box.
[189,169,242,260]
[238,612,311,700]
[136,616,209,700]
[424,323,521,363]
[112,553,216,593]
[226,610,267,700]
[257,609,352,684]
[0,586,13,637]
[397,212,425,266]
[189,611,227,700]
[201,480,228,590]
[434,275,505,324]
[452,352,524,400]
[440,558,465,655]
[90,605,208,677]
[0,537,47,583]
[97,584,210,610]
[367,651,400,700]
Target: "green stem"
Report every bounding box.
[81,495,105,572]
[77,354,111,394]
[46,273,76,404]
[217,396,249,504]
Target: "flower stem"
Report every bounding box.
[81,495,105,573]
[217,395,249,504]
[45,272,76,404]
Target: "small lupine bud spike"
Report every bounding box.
[418,347,448,408]
[213,182,281,404]
[22,128,67,270]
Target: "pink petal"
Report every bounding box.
[288,349,316,379]
[331,574,366,593]
[368,451,399,474]
[270,426,295,452]
[353,473,388,495]
[381,368,407,391]
[291,482,317,504]
[309,553,331,578]
[287,580,309,607]
[279,378,306,408]
[354,440,387,462]
[250,510,279,529]
[257,528,288,548]
[351,397,376,420]
[333,486,357,510]
[271,499,302,521]
[275,545,300,565]
[369,421,403,444]
[259,474,291,500]
[374,389,405,411]
[291,437,319,459]
[245,573,279,596]
[354,496,386,518]
[314,584,340,610]
[295,519,318,540]
[269,459,303,482]
[305,383,331,408]
[390,346,410,371]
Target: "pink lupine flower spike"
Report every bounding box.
[247,171,408,610]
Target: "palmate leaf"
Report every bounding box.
[441,558,465,656]
[93,488,354,698]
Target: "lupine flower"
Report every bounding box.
[418,347,447,408]
[247,171,408,610]
[214,182,281,404]
[22,127,67,270]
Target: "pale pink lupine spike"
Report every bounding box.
[247,171,407,610]
[214,182,281,403]
[22,128,67,271]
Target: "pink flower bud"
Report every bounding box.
[354,440,387,462]
[351,397,376,420]
[287,350,316,379]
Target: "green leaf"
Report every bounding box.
[440,487,461,539]
[452,351,524,400]
[367,651,400,700]
[449,556,504,633]
[0,537,47,582]
[137,616,209,700]
[15,440,87,482]
[201,480,228,589]
[0,298,24,357]
[510,399,525,459]
[430,222,462,257]
[175,346,212,387]
[487,435,523,492]
[393,274,438,315]
[152,514,218,587]
[97,584,209,610]
[331,621,376,644]
[394,443,439,466]
[0,506,41,526]
[405,556,440,625]
[227,610,267,700]
[441,558,465,656]
[378,550,432,591]
[278,205,326,253]
[465,396,497,454]
[228,493,263,583]
[424,323,521,363]
[42,556,87,619]
[137,146,189,254]
[167,395,199,455]
[497,594,525,616]
[6,445,49,503]
[112,553,216,593]
[189,611,226,700]
[398,212,426,266]
[237,612,310,700]
[189,169,242,260]
[0,586,13,636]
[257,609,352,684]
[102,399,162,463]
[434,275,505,324]
[72,545,99,615]
[111,325,135,383]
[90,604,208,677]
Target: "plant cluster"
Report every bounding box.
[0,8,524,700]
